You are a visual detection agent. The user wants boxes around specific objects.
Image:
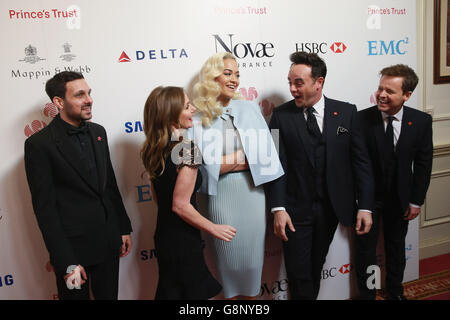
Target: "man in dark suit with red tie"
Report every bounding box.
[268,52,375,299]
[24,71,132,299]
[355,65,433,300]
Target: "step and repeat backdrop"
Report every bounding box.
[0,0,418,299]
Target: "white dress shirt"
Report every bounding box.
[303,94,325,133]
[381,107,403,151]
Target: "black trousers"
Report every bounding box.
[354,198,409,299]
[55,254,120,300]
[283,200,339,300]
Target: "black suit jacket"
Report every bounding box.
[358,106,433,213]
[24,115,132,274]
[268,97,374,226]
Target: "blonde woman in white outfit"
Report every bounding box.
[190,52,284,299]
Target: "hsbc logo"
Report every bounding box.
[321,263,352,280]
[295,42,348,54]
[339,263,352,274]
[330,42,347,53]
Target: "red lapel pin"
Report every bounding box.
[408,121,412,126]
[97,136,102,141]
[333,112,338,116]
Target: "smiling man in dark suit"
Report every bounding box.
[24,71,132,300]
[268,52,374,299]
[355,65,433,300]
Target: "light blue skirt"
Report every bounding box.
[206,171,266,298]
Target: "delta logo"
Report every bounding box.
[118,51,131,63]
[118,48,188,63]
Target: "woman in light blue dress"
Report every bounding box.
[190,52,284,299]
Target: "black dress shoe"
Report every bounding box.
[386,294,408,300]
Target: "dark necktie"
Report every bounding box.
[383,116,397,192]
[384,116,395,161]
[306,107,321,145]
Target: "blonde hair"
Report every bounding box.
[140,86,185,180]
[193,52,240,126]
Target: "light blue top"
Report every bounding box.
[188,99,284,195]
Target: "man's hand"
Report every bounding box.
[120,234,132,257]
[355,210,373,235]
[274,210,295,242]
[404,206,421,221]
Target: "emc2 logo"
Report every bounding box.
[368,37,409,56]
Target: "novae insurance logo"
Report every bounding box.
[259,278,289,300]
[213,34,274,68]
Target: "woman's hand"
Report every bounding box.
[210,224,237,242]
[220,149,249,175]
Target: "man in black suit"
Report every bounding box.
[24,71,132,300]
[268,52,374,299]
[355,65,433,300]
